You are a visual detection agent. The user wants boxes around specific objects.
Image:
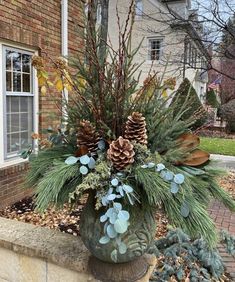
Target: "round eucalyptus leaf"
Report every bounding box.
[100,214,108,223]
[101,196,108,206]
[106,208,115,217]
[98,140,106,150]
[160,170,167,179]
[116,172,124,177]
[107,194,116,201]
[174,174,185,185]
[114,219,128,234]
[65,156,78,165]
[109,211,118,224]
[111,178,119,187]
[99,236,110,245]
[180,202,190,218]
[165,171,174,181]
[156,163,165,172]
[88,157,96,169]
[147,162,155,168]
[170,182,179,194]
[107,224,118,238]
[118,210,130,221]
[80,165,88,175]
[116,185,124,196]
[104,222,109,233]
[123,184,133,193]
[111,249,118,263]
[118,242,127,254]
[141,164,148,169]
[107,187,114,195]
[113,202,122,211]
[80,155,90,165]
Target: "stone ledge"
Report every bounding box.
[0,217,89,274]
[0,217,157,281]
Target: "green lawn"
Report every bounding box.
[199,137,235,156]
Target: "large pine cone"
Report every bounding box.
[107,137,135,171]
[124,112,147,145]
[77,120,100,153]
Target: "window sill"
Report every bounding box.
[0,157,28,169]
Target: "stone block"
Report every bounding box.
[47,263,97,282]
[18,254,46,282]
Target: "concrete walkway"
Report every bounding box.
[211,154,235,169]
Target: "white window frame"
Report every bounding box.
[0,42,38,168]
[147,37,163,61]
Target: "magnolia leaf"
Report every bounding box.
[107,224,118,238]
[88,157,96,169]
[111,249,118,263]
[99,236,110,244]
[118,242,127,254]
[111,178,119,187]
[114,219,128,234]
[170,182,179,194]
[80,155,90,165]
[65,156,78,165]
[147,162,155,168]
[107,194,116,201]
[100,214,108,223]
[118,210,130,221]
[174,174,185,185]
[123,184,133,193]
[180,202,190,218]
[156,163,165,172]
[80,165,88,175]
[113,202,122,211]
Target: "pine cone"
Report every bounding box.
[77,120,100,153]
[107,137,135,171]
[124,112,147,145]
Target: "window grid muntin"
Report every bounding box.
[3,46,34,159]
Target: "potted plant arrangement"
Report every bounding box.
[22,5,235,282]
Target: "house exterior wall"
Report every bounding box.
[0,0,83,208]
[108,0,208,94]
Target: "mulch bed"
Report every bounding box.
[218,170,235,200]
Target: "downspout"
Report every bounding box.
[61,0,68,119]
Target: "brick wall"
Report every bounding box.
[0,0,84,208]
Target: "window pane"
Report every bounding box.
[11,113,19,132]
[23,73,30,92]
[22,54,30,73]
[6,50,12,71]
[6,72,12,91]
[10,133,20,152]
[21,113,28,131]
[7,96,11,112]
[11,96,19,112]
[21,131,30,148]
[12,52,21,71]
[13,72,21,92]
[20,96,28,112]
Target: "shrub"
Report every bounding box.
[206,89,220,108]
[171,78,208,129]
[220,99,235,132]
